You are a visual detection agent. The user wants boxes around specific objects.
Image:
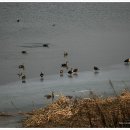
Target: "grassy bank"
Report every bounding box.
[23,90,130,128]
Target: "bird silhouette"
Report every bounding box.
[21,74,26,83]
[40,72,44,78]
[21,51,27,54]
[44,91,54,102]
[18,64,25,70]
[94,66,100,73]
[43,43,49,48]
[60,69,63,77]
[124,58,130,65]
[17,19,20,22]
[40,72,44,81]
[64,51,68,57]
[68,68,73,77]
[61,61,68,69]
[73,68,78,75]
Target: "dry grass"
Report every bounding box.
[23,90,130,128]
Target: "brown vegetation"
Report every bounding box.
[23,90,130,128]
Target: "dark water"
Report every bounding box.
[0,3,130,85]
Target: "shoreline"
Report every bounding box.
[22,89,130,128]
[0,63,130,127]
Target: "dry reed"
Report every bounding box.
[22,90,130,128]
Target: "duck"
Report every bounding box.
[124,58,130,64]
[60,69,63,77]
[61,61,68,69]
[22,74,26,80]
[18,64,25,70]
[43,43,49,48]
[21,74,26,83]
[94,66,100,73]
[73,68,78,75]
[40,72,44,78]
[17,19,20,22]
[44,95,51,99]
[68,68,73,76]
[21,51,27,54]
[44,91,54,100]
[64,51,68,57]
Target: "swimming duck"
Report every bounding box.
[21,74,26,83]
[21,51,27,54]
[94,66,100,73]
[43,43,49,48]
[73,68,78,75]
[40,72,44,78]
[64,51,68,57]
[17,19,20,22]
[22,74,26,80]
[44,91,54,100]
[68,68,73,76]
[124,58,130,64]
[60,69,63,77]
[61,61,68,69]
[18,64,25,70]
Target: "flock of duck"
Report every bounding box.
[17,51,80,83]
[15,19,130,100]
[17,37,130,100]
[59,52,79,78]
[18,48,130,84]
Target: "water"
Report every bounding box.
[0,63,130,127]
[0,3,130,85]
[1,63,130,112]
[0,2,130,127]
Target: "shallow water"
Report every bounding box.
[0,63,130,112]
[0,63,130,127]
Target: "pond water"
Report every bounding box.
[0,2,130,127]
[0,63,130,127]
[0,3,130,85]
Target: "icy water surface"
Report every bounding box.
[0,2,130,127]
[0,3,130,85]
[1,63,130,112]
[0,63,130,127]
